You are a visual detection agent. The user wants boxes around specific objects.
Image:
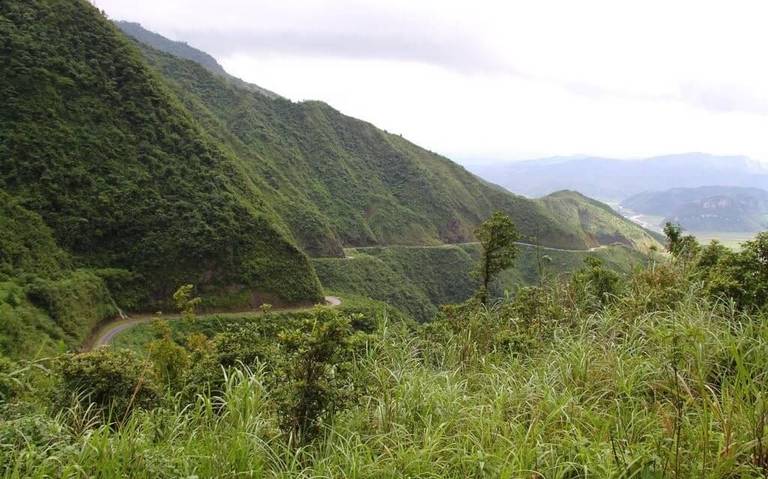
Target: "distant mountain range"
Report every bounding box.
[622,186,768,233]
[467,154,768,201]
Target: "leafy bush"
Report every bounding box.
[55,349,161,423]
[148,322,190,389]
[274,308,361,443]
[570,256,623,312]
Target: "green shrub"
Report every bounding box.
[570,256,623,312]
[0,357,22,402]
[274,308,360,443]
[148,322,190,389]
[55,349,161,424]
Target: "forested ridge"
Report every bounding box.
[0,0,323,307]
[121,22,660,256]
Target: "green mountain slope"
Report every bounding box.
[0,191,117,357]
[537,191,664,251]
[315,243,645,321]
[118,29,607,254]
[0,0,323,308]
[0,190,69,280]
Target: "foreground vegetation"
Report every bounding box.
[1,227,767,477]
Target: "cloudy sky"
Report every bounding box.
[95,0,768,164]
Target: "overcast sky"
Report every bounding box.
[94,0,768,164]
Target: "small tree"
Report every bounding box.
[474,212,521,304]
[148,321,189,389]
[276,309,356,444]
[663,222,699,261]
[173,284,201,321]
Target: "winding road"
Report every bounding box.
[84,240,612,350]
[347,241,608,254]
[85,238,614,351]
[84,296,341,351]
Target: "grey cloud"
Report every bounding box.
[168,28,512,75]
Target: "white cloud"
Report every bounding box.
[96,0,768,163]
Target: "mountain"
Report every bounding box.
[0,0,661,357]
[0,190,118,357]
[117,21,608,253]
[1,0,324,308]
[467,153,768,201]
[622,186,768,232]
[536,191,664,250]
[315,242,646,322]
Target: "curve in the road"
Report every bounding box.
[347,241,608,254]
[84,296,341,351]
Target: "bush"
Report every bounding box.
[571,256,622,312]
[0,357,22,402]
[275,308,361,443]
[55,349,161,424]
[148,322,190,389]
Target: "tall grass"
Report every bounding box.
[2,283,767,477]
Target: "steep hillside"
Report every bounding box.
[315,243,645,321]
[312,255,437,321]
[0,190,69,280]
[468,154,768,200]
[0,0,323,307]
[622,186,768,232]
[536,191,664,251]
[0,191,117,357]
[118,28,611,253]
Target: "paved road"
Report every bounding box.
[347,241,608,254]
[84,296,342,350]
